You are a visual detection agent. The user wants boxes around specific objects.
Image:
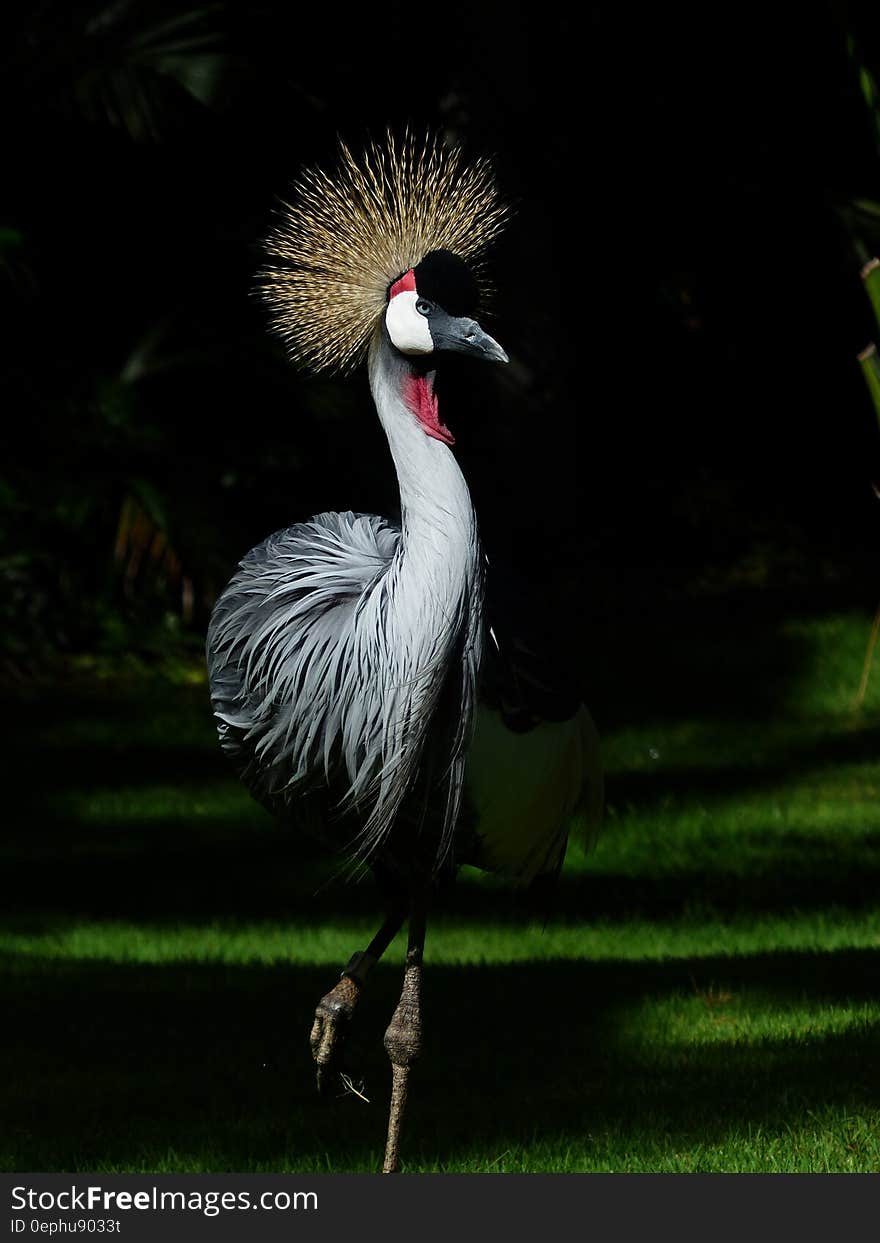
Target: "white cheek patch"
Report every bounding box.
[385,290,434,354]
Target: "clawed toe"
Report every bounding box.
[310,976,361,1096]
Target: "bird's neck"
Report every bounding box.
[368,329,478,575]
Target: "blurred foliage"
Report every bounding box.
[0,0,311,671]
[845,34,880,415]
[837,18,880,702]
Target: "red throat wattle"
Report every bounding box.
[391,267,454,445]
[403,372,455,446]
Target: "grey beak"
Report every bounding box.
[431,313,509,364]
[470,325,509,364]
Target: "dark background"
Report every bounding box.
[4,0,880,683]
[6,0,880,1179]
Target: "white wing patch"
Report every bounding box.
[466,703,603,884]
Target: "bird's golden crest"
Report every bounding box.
[261,131,508,374]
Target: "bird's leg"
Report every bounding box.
[382,899,427,1174]
[310,904,405,1095]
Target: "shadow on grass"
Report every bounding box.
[6,692,880,926]
[2,948,879,1171]
[611,722,880,805]
[2,807,880,925]
[10,713,880,804]
[584,602,828,730]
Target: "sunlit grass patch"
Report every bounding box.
[6,907,880,968]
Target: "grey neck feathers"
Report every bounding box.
[368,329,477,573]
[364,328,485,867]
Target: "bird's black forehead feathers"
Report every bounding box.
[412,250,479,317]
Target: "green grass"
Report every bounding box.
[3,610,880,1172]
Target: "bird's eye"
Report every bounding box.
[415,299,433,316]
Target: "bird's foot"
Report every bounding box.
[310,949,380,1096]
[310,973,362,1095]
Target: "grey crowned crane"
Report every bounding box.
[206,134,602,1173]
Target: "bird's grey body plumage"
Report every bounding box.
[207,328,599,882]
[207,331,485,875]
[207,508,481,872]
